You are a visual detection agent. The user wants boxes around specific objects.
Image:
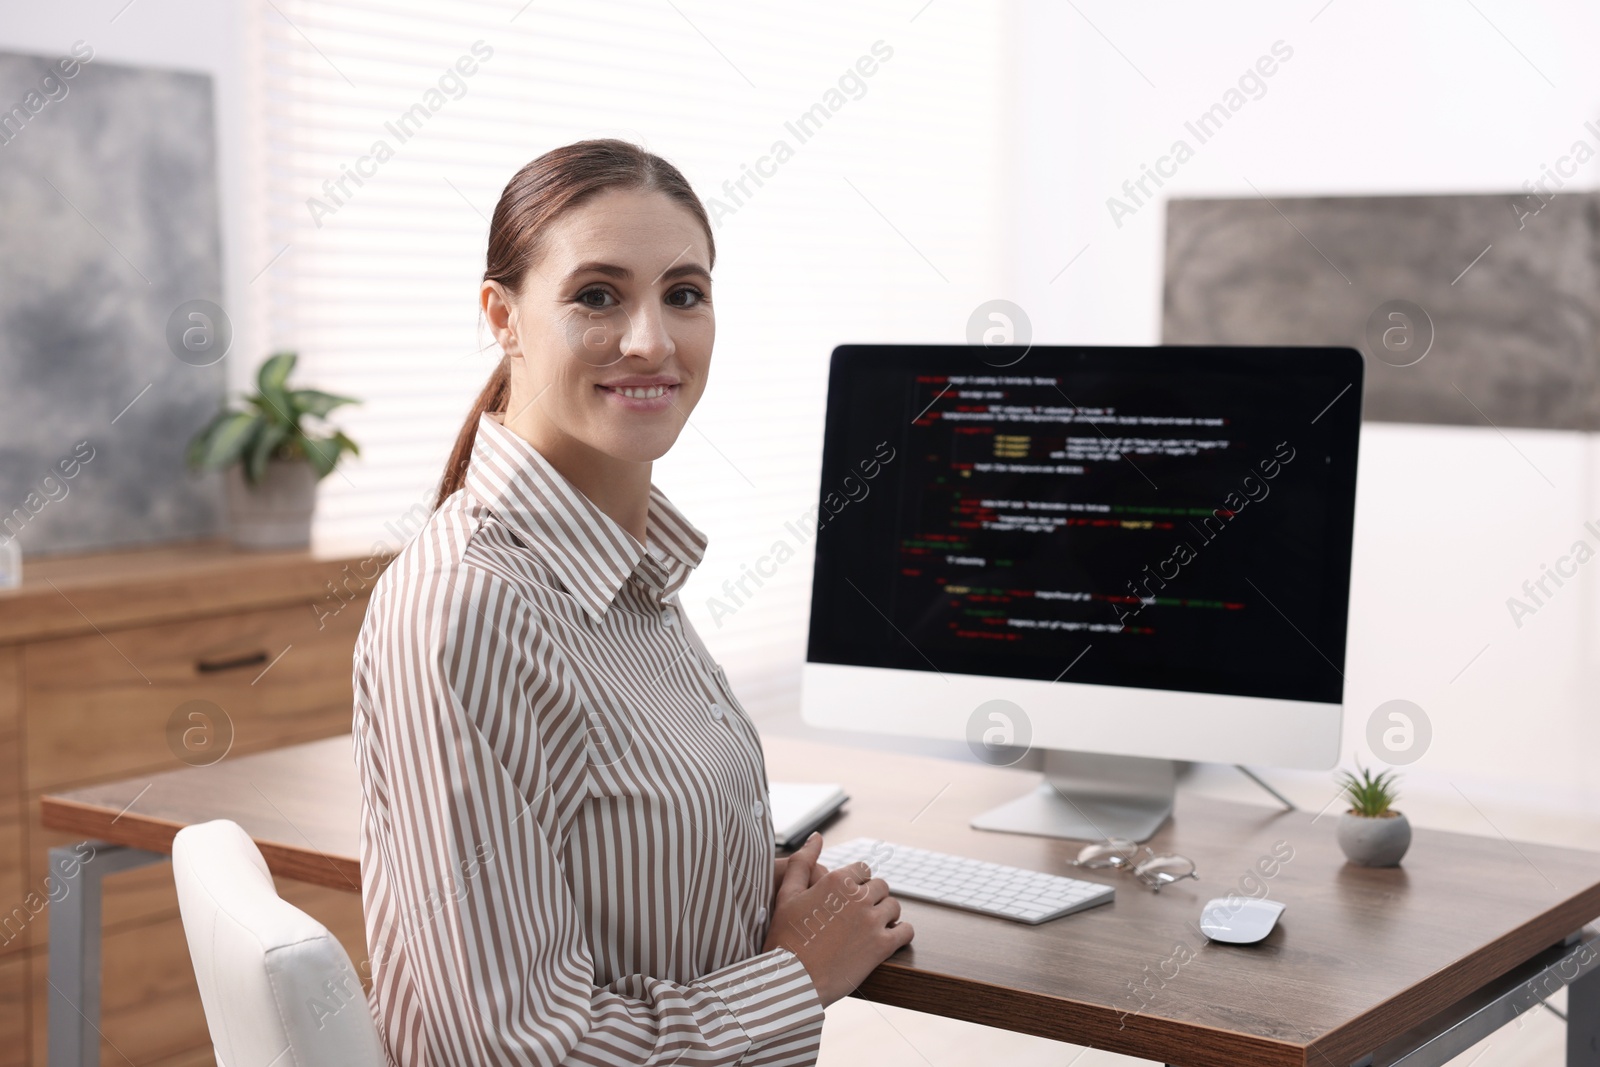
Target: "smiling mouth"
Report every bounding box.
[600,384,673,399]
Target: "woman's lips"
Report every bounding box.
[596,382,678,412]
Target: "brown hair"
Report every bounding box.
[434,139,716,508]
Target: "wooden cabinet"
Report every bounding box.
[0,649,22,963]
[24,600,367,791]
[0,540,383,1065]
[0,953,25,1060]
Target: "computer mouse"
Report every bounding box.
[1198,897,1285,944]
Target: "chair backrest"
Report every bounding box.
[172,819,387,1067]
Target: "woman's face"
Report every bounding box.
[484,186,714,465]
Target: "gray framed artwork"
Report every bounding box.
[0,46,226,556]
[1163,191,1600,430]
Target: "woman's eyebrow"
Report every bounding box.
[565,260,711,284]
[567,260,629,280]
[658,263,711,283]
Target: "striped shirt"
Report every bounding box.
[351,411,824,1066]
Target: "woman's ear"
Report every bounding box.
[481,280,520,357]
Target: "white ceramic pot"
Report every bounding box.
[1336,810,1411,867]
[225,459,317,550]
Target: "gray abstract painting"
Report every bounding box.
[0,46,225,556]
[1162,192,1600,430]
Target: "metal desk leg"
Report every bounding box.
[47,841,169,1067]
[1573,959,1600,1066]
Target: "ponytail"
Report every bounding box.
[435,357,509,509]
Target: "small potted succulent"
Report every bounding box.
[1334,765,1411,867]
[187,351,360,550]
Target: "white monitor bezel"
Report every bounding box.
[800,658,1342,770]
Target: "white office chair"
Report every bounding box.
[172,819,387,1067]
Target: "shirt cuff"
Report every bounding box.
[696,946,825,1053]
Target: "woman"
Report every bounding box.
[351,139,913,1067]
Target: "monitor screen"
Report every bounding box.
[805,345,1363,706]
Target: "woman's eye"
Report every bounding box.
[667,285,707,308]
[576,287,614,308]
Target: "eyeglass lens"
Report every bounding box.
[1074,838,1141,867]
[1132,854,1197,888]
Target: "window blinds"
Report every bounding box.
[255,0,1009,718]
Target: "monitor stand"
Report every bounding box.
[970,750,1175,843]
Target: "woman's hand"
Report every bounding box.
[762,832,914,1007]
[771,851,828,902]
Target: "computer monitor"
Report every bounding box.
[800,344,1364,841]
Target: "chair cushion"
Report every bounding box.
[172,819,386,1067]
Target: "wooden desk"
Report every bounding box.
[42,734,1600,1067]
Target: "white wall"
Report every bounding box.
[1008,0,1600,845]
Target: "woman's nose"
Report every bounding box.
[621,302,674,362]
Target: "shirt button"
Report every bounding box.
[659,608,675,626]
[756,906,768,924]
[752,800,764,819]
[709,702,723,720]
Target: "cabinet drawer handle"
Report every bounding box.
[195,650,270,673]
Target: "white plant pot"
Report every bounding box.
[1336,810,1411,867]
[225,459,317,550]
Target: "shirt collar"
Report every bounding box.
[463,412,707,621]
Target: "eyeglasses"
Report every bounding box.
[1073,838,1198,891]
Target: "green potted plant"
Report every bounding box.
[1334,765,1411,867]
[186,351,360,549]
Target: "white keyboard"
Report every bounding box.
[817,837,1115,925]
